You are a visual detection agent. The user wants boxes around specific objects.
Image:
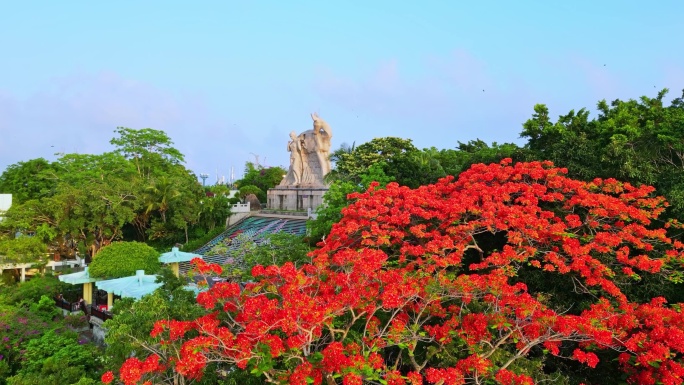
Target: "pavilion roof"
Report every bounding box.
[58,266,99,285]
[159,247,202,264]
[95,270,162,300]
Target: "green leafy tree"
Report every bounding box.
[328,141,355,169]
[109,127,185,179]
[235,162,286,202]
[328,137,458,188]
[238,185,264,202]
[197,193,231,233]
[88,241,160,278]
[0,275,68,308]
[0,304,50,382]
[308,162,394,243]
[435,140,527,176]
[0,237,49,288]
[54,153,140,255]
[330,137,417,183]
[0,236,47,264]
[143,176,181,224]
[29,295,61,322]
[6,329,101,385]
[227,233,311,281]
[139,166,204,244]
[103,273,229,385]
[0,152,141,256]
[0,158,58,204]
[520,88,684,218]
[0,199,60,245]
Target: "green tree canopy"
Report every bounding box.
[110,127,185,178]
[0,236,47,264]
[235,162,285,203]
[237,185,264,201]
[6,328,101,385]
[88,241,160,278]
[520,88,684,218]
[0,128,215,254]
[330,137,417,183]
[0,158,58,204]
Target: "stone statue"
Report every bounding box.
[280,113,333,187]
[311,112,333,177]
[281,131,303,186]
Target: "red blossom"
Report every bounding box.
[101,371,114,384]
[117,160,684,385]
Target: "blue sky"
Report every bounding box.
[1,1,682,183]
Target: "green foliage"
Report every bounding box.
[0,236,47,264]
[443,140,527,175]
[235,162,286,202]
[182,225,226,252]
[0,304,50,379]
[29,295,60,322]
[0,152,141,256]
[0,275,67,307]
[6,329,100,385]
[308,163,394,243]
[0,158,58,204]
[228,233,311,280]
[219,368,265,385]
[1,128,213,256]
[62,313,90,330]
[110,127,185,178]
[103,278,207,379]
[329,137,524,189]
[88,241,161,278]
[198,193,232,232]
[331,137,417,183]
[308,181,358,244]
[238,185,264,201]
[143,175,181,224]
[520,89,684,219]
[70,378,98,385]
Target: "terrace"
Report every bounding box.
[53,215,308,324]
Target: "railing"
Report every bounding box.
[54,298,113,321]
[90,306,113,322]
[54,297,81,312]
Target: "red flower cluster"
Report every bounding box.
[113,354,164,385]
[190,257,222,275]
[112,160,684,384]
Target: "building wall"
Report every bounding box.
[266,187,327,212]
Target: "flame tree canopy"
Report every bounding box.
[105,160,684,385]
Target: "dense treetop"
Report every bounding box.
[105,159,684,385]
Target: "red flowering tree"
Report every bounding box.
[105,160,684,385]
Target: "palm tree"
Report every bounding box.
[325,142,356,184]
[144,176,181,223]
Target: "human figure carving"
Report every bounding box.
[282,131,303,186]
[311,112,333,177]
[279,113,333,187]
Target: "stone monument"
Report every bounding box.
[267,113,332,212]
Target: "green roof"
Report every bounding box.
[95,270,162,300]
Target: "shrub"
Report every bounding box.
[88,242,160,279]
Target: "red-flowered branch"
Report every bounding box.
[104,160,684,385]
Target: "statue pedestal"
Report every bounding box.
[267,186,328,212]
